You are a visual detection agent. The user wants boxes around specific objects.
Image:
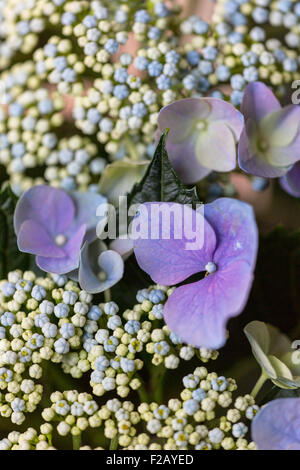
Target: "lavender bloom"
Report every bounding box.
[244,321,300,388]
[252,398,300,450]
[280,161,300,198]
[156,98,244,184]
[77,240,124,294]
[238,82,300,177]
[14,185,107,275]
[132,198,258,349]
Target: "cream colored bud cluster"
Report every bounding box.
[0,367,258,451]
[0,271,218,424]
[86,285,218,399]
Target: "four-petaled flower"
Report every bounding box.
[238,81,300,177]
[245,320,300,389]
[157,98,244,184]
[14,185,124,293]
[132,198,258,349]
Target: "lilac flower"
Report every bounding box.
[280,161,300,198]
[77,240,124,294]
[156,98,244,184]
[238,82,300,177]
[14,185,107,275]
[252,398,300,450]
[245,321,300,389]
[132,198,258,348]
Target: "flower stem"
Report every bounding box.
[46,433,53,447]
[251,372,267,399]
[104,288,111,303]
[109,436,118,450]
[136,374,149,403]
[151,365,165,403]
[72,433,81,450]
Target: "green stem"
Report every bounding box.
[104,288,111,303]
[151,365,166,403]
[72,433,81,450]
[135,374,149,403]
[46,433,53,447]
[251,372,267,399]
[109,435,118,450]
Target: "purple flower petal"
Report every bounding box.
[252,398,300,450]
[36,224,86,274]
[260,105,300,149]
[69,191,107,243]
[110,237,134,261]
[207,98,244,139]
[195,121,237,172]
[157,98,211,144]
[159,137,212,184]
[17,220,65,258]
[78,240,124,293]
[157,98,242,184]
[241,82,281,122]
[238,121,288,178]
[14,185,75,237]
[132,202,216,285]
[164,259,253,349]
[280,162,300,197]
[204,198,258,270]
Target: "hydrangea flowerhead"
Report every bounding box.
[132,198,258,349]
[14,185,107,275]
[157,98,244,184]
[238,82,300,177]
[252,398,300,450]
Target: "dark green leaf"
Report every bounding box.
[0,186,29,278]
[128,130,201,208]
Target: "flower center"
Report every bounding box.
[55,234,67,246]
[205,261,217,274]
[98,271,107,282]
[196,119,207,131]
[257,137,269,152]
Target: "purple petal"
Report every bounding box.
[238,121,288,177]
[195,121,237,172]
[252,398,300,450]
[204,197,258,270]
[162,137,212,184]
[241,82,281,122]
[36,224,86,274]
[280,162,300,197]
[260,105,300,149]
[78,241,124,293]
[69,191,107,243]
[17,220,65,258]
[157,98,243,184]
[164,260,254,349]
[132,202,216,285]
[157,98,211,144]
[110,237,134,261]
[14,185,75,237]
[206,98,244,140]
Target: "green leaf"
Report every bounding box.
[99,159,148,206]
[128,130,201,208]
[0,186,29,278]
